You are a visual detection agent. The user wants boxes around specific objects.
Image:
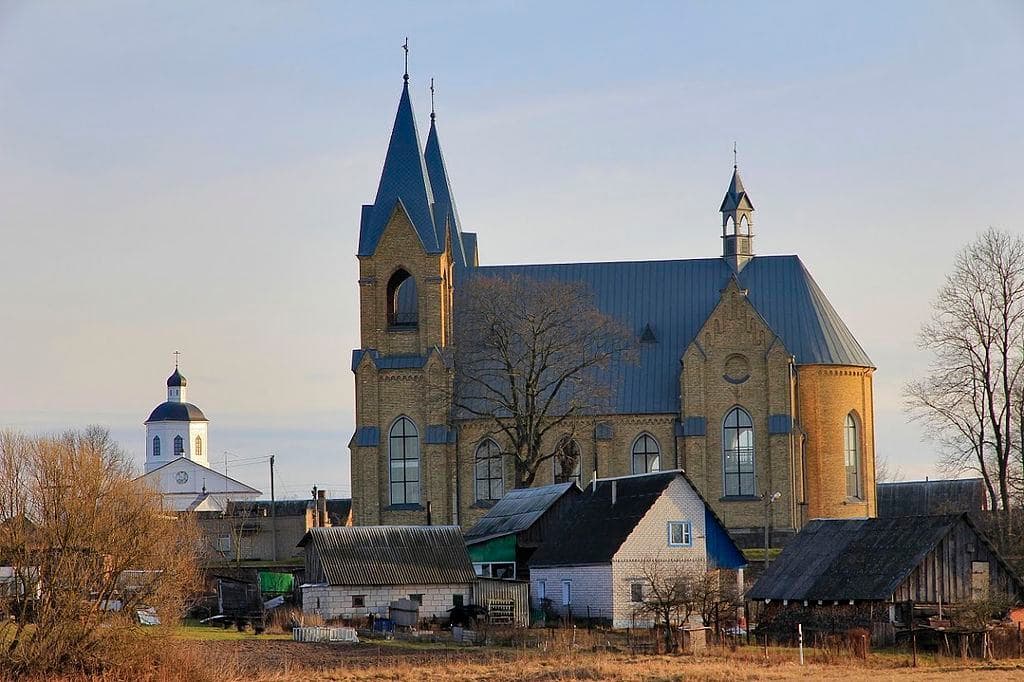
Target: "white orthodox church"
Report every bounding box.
[135,365,260,512]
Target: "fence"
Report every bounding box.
[473,579,529,626]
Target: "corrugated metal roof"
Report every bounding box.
[298,526,476,586]
[747,515,973,601]
[464,482,579,543]
[877,478,987,517]
[468,255,871,415]
[358,81,439,257]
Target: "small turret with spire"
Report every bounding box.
[720,143,755,271]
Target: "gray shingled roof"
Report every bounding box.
[425,117,470,272]
[746,515,1013,602]
[464,482,578,544]
[468,255,871,415]
[358,81,438,257]
[297,526,476,586]
[877,479,988,517]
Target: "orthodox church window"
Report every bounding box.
[152,436,161,457]
[389,417,420,505]
[173,435,184,457]
[387,269,418,329]
[845,413,861,498]
[553,437,582,486]
[195,436,202,457]
[631,434,660,474]
[474,439,504,502]
[723,407,755,496]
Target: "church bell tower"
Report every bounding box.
[720,151,755,272]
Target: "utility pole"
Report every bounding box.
[269,454,277,561]
[762,491,781,569]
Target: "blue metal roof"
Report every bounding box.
[350,426,380,447]
[424,119,469,271]
[469,255,871,415]
[358,81,439,257]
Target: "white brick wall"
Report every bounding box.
[302,583,472,621]
[530,565,612,621]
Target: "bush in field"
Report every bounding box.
[0,427,202,678]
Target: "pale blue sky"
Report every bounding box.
[1,1,1022,498]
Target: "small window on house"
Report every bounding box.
[216,535,231,553]
[723,407,755,496]
[668,521,692,547]
[352,595,365,608]
[409,593,423,605]
[630,582,644,603]
[561,580,572,606]
[474,439,504,502]
[194,435,202,457]
[631,434,660,474]
[553,437,582,486]
[152,436,161,457]
[173,435,184,457]
[537,580,546,601]
[386,269,418,329]
[845,413,861,498]
[453,594,464,607]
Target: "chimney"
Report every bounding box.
[611,480,617,506]
[317,489,327,527]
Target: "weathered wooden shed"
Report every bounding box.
[748,514,1024,625]
[463,482,581,580]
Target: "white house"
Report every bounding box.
[298,526,476,622]
[135,364,260,511]
[528,470,746,628]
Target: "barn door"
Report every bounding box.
[971,561,990,600]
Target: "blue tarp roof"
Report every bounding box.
[469,255,871,415]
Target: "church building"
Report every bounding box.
[348,71,877,547]
[136,364,260,512]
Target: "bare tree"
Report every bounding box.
[906,228,1024,512]
[874,453,905,484]
[624,559,705,653]
[452,275,636,487]
[0,427,201,676]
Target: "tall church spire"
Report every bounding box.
[357,57,438,257]
[424,80,469,272]
[720,149,755,271]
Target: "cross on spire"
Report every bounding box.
[733,141,738,169]
[173,350,181,368]
[402,37,409,82]
[430,77,435,121]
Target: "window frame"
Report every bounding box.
[173,434,184,457]
[386,269,418,329]
[537,580,546,601]
[152,436,161,457]
[352,594,366,608]
[667,521,693,547]
[844,413,861,499]
[722,406,756,497]
[561,579,572,606]
[553,437,582,486]
[194,435,202,457]
[631,433,661,475]
[474,438,504,502]
[388,416,420,505]
[630,582,644,603]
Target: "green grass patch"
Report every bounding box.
[169,620,291,641]
[741,547,783,561]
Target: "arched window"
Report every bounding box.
[173,435,184,457]
[845,413,861,498]
[631,434,660,474]
[389,417,420,505]
[194,436,203,457]
[386,269,418,329]
[723,407,755,496]
[553,437,582,486]
[475,439,504,502]
[152,436,161,457]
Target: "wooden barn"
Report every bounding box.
[747,514,1024,636]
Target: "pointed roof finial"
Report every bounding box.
[430,77,435,122]
[733,141,738,170]
[173,350,181,369]
[402,37,409,83]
